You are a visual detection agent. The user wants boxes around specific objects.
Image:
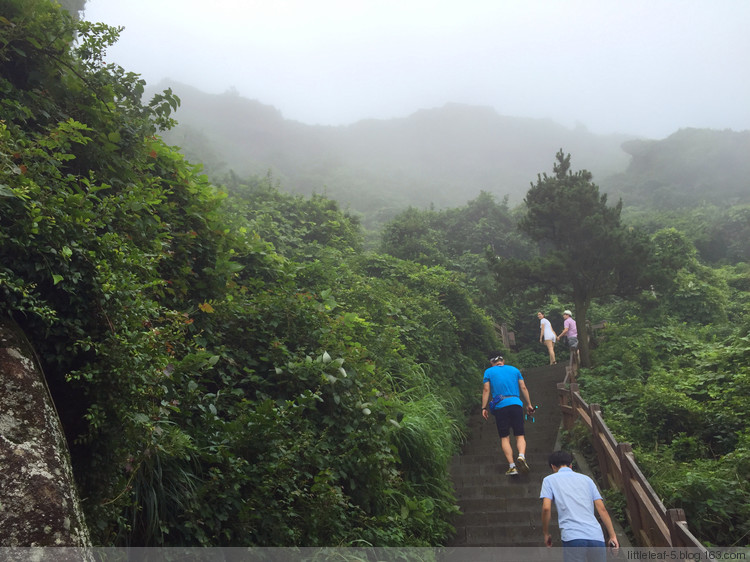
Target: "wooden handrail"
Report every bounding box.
[556,372,708,552]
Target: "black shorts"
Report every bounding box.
[492,405,524,438]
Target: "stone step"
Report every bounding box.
[453,485,547,501]
[447,364,568,547]
[452,448,561,471]
[451,475,549,490]
[456,497,557,514]
[451,465,545,478]
[455,482,544,499]
[450,523,561,547]
[463,419,561,434]
[460,431,560,448]
[452,452,555,468]
[451,460,549,475]
[455,508,559,526]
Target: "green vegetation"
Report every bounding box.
[493,150,652,366]
[2,0,749,548]
[155,82,635,232]
[1,0,496,546]
[576,314,750,546]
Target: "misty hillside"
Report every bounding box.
[153,80,750,225]
[154,81,633,216]
[603,128,750,209]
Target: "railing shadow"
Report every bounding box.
[557,365,707,552]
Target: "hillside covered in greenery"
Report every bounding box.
[2,0,749,548]
[154,79,636,230]
[153,80,750,237]
[1,0,500,545]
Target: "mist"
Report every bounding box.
[82,0,750,140]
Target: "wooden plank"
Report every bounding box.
[591,409,622,488]
[627,477,671,546]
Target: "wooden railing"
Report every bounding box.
[557,366,707,551]
[495,322,518,351]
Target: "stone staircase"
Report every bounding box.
[448,364,567,547]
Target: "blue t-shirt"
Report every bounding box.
[483,365,524,409]
[539,467,605,542]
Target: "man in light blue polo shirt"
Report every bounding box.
[540,450,619,562]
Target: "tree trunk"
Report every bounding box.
[574,299,591,367]
[0,317,90,546]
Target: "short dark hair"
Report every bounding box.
[487,351,504,364]
[548,450,573,468]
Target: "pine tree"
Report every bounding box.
[499,150,651,366]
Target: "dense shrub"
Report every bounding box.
[581,315,750,546]
[1,1,500,546]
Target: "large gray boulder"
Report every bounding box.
[0,317,90,546]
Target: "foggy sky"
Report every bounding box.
[82,0,750,139]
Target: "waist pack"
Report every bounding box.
[488,393,518,411]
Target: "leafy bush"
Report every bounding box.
[2,2,502,547]
[581,313,750,546]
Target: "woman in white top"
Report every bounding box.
[537,311,557,365]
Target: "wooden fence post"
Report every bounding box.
[667,508,687,546]
[667,508,708,550]
[617,442,642,544]
[558,382,578,430]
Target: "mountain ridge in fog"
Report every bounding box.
[152,79,750,226]
[154,81,633,210]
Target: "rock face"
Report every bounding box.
[0,317,90,546]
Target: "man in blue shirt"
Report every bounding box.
[481,352,535,475]
[540,450,619,562]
